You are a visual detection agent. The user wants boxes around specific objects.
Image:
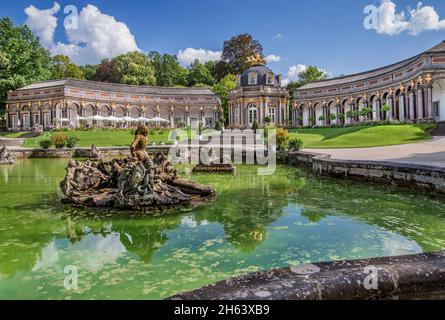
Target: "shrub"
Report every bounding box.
[289,138,304,151]
[66,136,80,148]
[276,128,290,151]
[329,113,337,121]
[264,116,272,124]
[39,139,52,149]
[51,133,68,149]
[215,120,222,131]
[252,120,259,132]
[318,115,325,121]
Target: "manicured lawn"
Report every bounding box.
[290,124,436,149]
[23,130,174,148]
[0,132,26,138]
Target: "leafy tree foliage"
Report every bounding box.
[80,64,99,81]
[50,55,85,80]
[212,74,236,121]
[92,58,120,83]
[114,51,156,85]
[222,33,263,74]
[148,51,188,87]
[188,59,215,87]
[0,18,51,106]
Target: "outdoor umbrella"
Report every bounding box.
[148,117,170,123]
[86,115,107,121]
[106,116,121,122]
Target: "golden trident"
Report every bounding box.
[247,53,266,66]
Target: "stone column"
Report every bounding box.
[426,86,433,120]
[388,98,393,121]
[399,95,405,121]
[417,88,424,120]
[409,92,415,120]
[259,99,263,126]
[371,100,377,121]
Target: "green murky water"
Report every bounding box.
[1,159,445,300]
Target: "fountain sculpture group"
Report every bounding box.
[60,126,216,213]
[0,145,14,165]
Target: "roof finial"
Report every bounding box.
[247,53,266,66]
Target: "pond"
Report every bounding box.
[1,159,445,299]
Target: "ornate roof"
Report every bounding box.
[299,40,445,90]
[15,79,216,96]
[240,64,280,87]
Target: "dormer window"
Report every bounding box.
[267,73,274,85]
[248,72,257,85]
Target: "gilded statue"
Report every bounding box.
[130,125,149,160]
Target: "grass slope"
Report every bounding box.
[23,130,173,148]
[290,124,436,149]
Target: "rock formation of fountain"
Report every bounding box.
[0,146,14,165]
[60,126,216,213]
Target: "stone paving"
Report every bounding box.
[307,136,445,168]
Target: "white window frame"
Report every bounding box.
[268,107,276,123]
[248,72,257,85]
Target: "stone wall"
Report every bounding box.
[171,251,445,300]
[10,146,172,159]
[278,151,445,195]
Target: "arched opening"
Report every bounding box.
[247,103,258,127]
[204,108,215,128]
[433,79,445,121]
[173,107,187,128]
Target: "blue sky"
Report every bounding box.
[2,0,445,83]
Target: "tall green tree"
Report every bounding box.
[296,65,328,87]
[50,55,85,80]
[148,51,189,87]
[0,17,51,107]
[212,74,237,122]
[93,59,120,83]
[286,65,328,96]
[221,33,263,74]
[188,59,215,87]
[114,51,156,85]
[80,64,99,81]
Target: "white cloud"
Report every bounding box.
[265,54,282,63]
[24,2,61,47]
[25,3,139,65]
[281,64,308,86]
[177,48,222,65]
[272,33,283,39]
[376,0,445,36]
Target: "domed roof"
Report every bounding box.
[242,64,274,78]
[239,64,281,87]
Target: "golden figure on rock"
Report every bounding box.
[130,125,149,160]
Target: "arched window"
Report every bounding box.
[248,104,258,126]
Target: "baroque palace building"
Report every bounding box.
[292,41,445,127]
[5,79,222,130]
[228,55,290,128]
